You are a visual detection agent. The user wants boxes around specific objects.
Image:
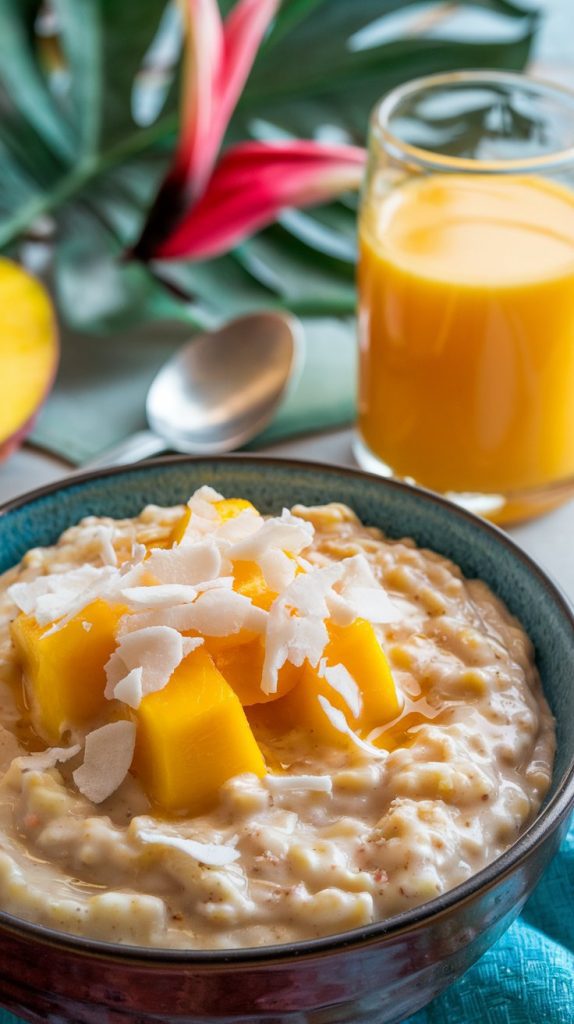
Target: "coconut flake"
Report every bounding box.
[41,566,129,635]
[175,486,226,540]
[85,525,118,567]
[113,667,143,709]
[73,721,136,803]
[282,562,344,617]
[8,566,118,625]
[116,586,254,638]
[145,539,222,585]
[261,604,328,694]
[318,661,362,718]
[228,509,313,565]
[17,744,81,772]
[259,562,345,694]
[136,828,239,866]
[330,555,399,625]
[188,485,224,511]
[265,774,332,795]
[131,541,147,564]
[8,576,57,615]
[179,589,267,637]
[317,697,386,758]
[105,626,191,701]
[120,584,198,608]
[215,508,262,542]
[341,586,399,624]
[194,576,234,593]
[258,549,297,592]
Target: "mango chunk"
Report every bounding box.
[324,619,402,728]
[131,647,265,815]
[211,637,300,706]
[214,498,257,522]
[11,600,127,745]
[272,619,401,750]
[168,508,191,546]
[186,558,277,656]
[232,560,277,611]
[169,497,258,546]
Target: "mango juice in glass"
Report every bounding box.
[356,72,574,524]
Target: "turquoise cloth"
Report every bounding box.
[1,818,571,1023]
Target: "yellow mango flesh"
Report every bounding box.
[211,638,300,706]
[272,619,401,749]
[232,559,277,611]
[205,561,298,704]
[131,647,265,815]
[11,599,127,745]
[169,497,257,546]
[322,619,402,729]
[0,258,58,453]
[191,560,278,656]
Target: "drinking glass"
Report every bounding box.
[355,71,574,524]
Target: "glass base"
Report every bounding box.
[352,436,574,526]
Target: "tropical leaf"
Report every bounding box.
[0,0,539,335]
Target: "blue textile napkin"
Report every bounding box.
[1,818,572,1023]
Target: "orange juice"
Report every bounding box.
[358,175,574,502]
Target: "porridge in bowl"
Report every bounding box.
[0,487,555,948]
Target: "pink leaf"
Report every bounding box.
[166,0,278,202]
[153,141,366,261]
[133,0,280,257]
[172,0,224,201]
[219,0,279,135]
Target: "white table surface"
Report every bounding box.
[2,430,574,603]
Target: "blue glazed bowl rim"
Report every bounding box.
[0,453,572,964]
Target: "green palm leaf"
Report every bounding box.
[0,0,539,334]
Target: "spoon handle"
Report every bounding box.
[81,430,168,470]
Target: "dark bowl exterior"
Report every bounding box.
[0,456,572,1024]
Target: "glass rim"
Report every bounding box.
[372,69,574,173]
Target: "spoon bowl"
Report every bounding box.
[148,312,303,454]
[85,312,303,468]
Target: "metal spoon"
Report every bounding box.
[84,312,304,469]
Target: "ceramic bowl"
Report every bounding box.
[0,456,572,1024]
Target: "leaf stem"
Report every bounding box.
[0,114,178,250]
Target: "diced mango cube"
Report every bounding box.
[232,560,277,611]
[11,600,127,745]
[324,619,402,728]
[210,637,300,706]
[168,507,191,546]
[190,559,277,656]
[131,647,265,815]
[214,498,257,522]
[169,497,258,546]
[270,619,401,750]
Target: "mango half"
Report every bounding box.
[0,258,58,460]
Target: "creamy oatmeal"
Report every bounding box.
[0,488,555,948]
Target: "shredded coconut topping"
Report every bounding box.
[10,487,399,805]
[318,660,362,718]
[135,827,240,866]
[317,697,387,759]
[105,626,202,704]
[73,722,136,803]
[17,745,81,772]
[265,774,333,795]
[146,539,223,585]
